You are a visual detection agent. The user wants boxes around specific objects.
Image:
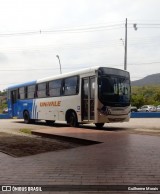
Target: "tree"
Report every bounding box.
[131,85,160,107]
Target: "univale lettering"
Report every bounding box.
[40,101,61,107]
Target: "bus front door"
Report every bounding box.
[82,77,95,121]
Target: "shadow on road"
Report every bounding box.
[13,120,130,132]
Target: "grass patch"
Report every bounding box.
[19,128,32,135]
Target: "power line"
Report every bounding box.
[1,21,160,38]
[0,23,124,37]
[0,21,160,55]
[1,38,159,55]
[129,61,160,65]
[0,61,160,72]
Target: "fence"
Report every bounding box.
[131,112,160,118]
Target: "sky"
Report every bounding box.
[0,0,160,91]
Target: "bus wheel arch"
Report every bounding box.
[66,109,78,127]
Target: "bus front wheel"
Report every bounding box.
[23,111,31,124]
[67,111,78,127]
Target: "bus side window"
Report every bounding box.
[49,79,62,97]
[11,90,18,103]
[19,87,25,99]
[27,85,36,99]
[37,83,47,98]
[64,76,78,96]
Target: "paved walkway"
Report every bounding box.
[0,119,160,193]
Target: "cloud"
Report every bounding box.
[0,53,8,62]
[0,0,160,90]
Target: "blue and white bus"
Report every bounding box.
[7,66,131,128]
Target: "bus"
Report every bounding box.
[7,66,131,128]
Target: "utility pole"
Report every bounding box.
[124,18,127,71]
[56,55,62,74]
[121,19,137,71]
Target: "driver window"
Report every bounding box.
[101,78,114,94]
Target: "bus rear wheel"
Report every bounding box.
[23,111,31,124]
[95,123,104,128]
[67,111,78,127]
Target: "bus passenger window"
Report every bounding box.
[37,83,47,98]
[27,85,36,99]
[49,79,62,97]
[64,76,78,96]
[19,87,25,99]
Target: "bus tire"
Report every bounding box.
[95,123,104,128]
[67,111,78,127]
[23,111,31,124]
[46,120,55,126]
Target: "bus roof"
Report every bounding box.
[7,66,99,90]
[37,66,100,83]
[37,66,129,83]
[7,66,129,90]
[7,80,37,90]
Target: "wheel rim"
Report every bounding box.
[24,111,30,123]
[68,112,77,127]
[70,114,75,126]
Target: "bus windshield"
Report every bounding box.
[98,75,130,107]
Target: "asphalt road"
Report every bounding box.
[0,118,160,132]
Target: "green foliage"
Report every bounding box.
[0,90,7,113]
[0,103,7,113]
[131,85,160,108]
[19,128,32,135]
[0,90,7,96]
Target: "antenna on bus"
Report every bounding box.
[56,55,62,74]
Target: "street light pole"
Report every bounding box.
[124,18,127,71]
[56,55,62,74]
